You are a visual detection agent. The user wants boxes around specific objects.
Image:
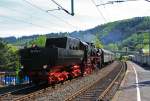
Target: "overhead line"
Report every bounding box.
[145,0,150,2]
[0,15,48,29]
[48,0,84,27]
[90,0,107,23]
[96,0,150,6]
[1,4,58,28]
[50,0,73,15]
[22,0,79,30]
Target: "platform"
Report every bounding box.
[113,61,150,101]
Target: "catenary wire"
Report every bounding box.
[0,15,49,29]
[0,4,60,29]
[22,0,79,30]
[90,0,107,23]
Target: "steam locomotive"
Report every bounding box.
[19,37,114,84]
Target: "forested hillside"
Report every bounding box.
[72,17,150,51]
[70,17,150,49]
[2,16,150,51]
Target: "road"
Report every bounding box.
[113,61,150,101]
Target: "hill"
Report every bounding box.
[2,16,150,51]
[70,17,150,44]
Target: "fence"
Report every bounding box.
[0,72,30,86]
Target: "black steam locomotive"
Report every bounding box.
[19,37,114,84]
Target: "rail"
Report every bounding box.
[64,61,126,101]
[0,84,36,101]
[98,62,127,100]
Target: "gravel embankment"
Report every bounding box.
[30,61,119,101]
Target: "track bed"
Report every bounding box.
[0,61,125,101]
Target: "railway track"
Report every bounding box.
[0,61,126,101]
[0,77,78,101]
[65,61,126,101]
[0,82,48,101]
[0,84,30,95]
[0,85,35,101]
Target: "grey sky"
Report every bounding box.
[0,0,150,37]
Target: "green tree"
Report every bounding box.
[28,35,46,47]
[92,36,103,48]
[0,39,20,71]
[107,43,118,51]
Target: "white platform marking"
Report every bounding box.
[131,63,141,101]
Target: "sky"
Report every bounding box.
[0,0,150,38]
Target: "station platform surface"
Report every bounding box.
[113,61,150,101]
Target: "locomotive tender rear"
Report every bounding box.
[20,37,85,71]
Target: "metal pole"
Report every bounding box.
[137,33,139,52]
[141,34,143,50]
[71,0,74,16]
[148,31,150,56]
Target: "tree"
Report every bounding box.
[0,39,20,71]
[28,35,46,47]
[107,43,118,51]
[92,36,103,48]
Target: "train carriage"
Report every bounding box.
[101,49,114,64]
[131,53,150,66]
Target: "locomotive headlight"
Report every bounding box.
[43,65,48,69]
[20,66,24,69]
